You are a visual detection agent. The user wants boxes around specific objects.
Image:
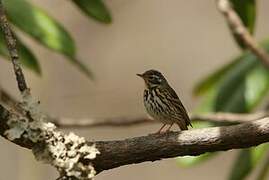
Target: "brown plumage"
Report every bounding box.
[137,69,192,133]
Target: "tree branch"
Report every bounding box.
[0,2,99,179]
[0,1,28,93]
[217,0,269,68]
[53,112,268,128]
[92,118,269,172]
[1,103,269,173]
[2,85,266,129]
[1,87,266,127]
[1,0,269,178]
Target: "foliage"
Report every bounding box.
[0,0,111,78]
[178,1,269,179]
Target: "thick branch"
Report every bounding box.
[0,104,34,149]
[1,0,269,177]
[0,1,28,93]
[2,103,269,173]
[217,0,269,68]
[93,117,269,172]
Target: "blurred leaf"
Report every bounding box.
[72,58,94,80]
[252,144,269,165]
[256,150,269,180]
[195,45,269,103]
[176,153,216,167]
[72,0,112,23]
[229,149,252,180]
[193,58,241,96]
[186,39,269,168]
[215,54,269,113]
[0,32,41,74]
[230,0,256,33]
[229,144,269,180]
[196,0,256,94]
[194,88,217,113]
[245,64,269,110]
[214,54,256,112]
[4,0,94,79]
[229,0,256,48]
[216,41,269,179]
[4,0,75,57]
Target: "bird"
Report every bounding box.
[137,69,192,133]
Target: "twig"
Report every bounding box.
[2,86,266,128]
[216,0,269,68]
[1,0,269,178]
[53,112,268,128]
[191,112,268,124]
[1,86,267,127]
[53,117,155,128]
[0,1,28,93]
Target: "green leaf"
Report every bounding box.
[195,0,257,93]
[193,58,241,96]
[4,0,76,57]
[186,39,269,168]
[215,53,269,113]
[230,0,256,34]
[214,54,256,112]
[215,41,269,178]
[229,149,252,180]
[72,0,112,23]
[72,58,94,80]
[0,32,41,74]
[245,64,269,110]
[176,153,216,167]
[229,0,256,48]
[229,144,269,180]
[256,150,269,180]
[4,0,94,79]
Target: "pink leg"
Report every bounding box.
[165,123,174,133]
[156,124,166,134]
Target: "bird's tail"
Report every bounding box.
[177,122,188,131]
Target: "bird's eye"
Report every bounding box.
[148,75,162,84]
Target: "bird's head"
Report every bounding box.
[137,69,167,89]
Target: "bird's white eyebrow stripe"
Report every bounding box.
[150,75,160,79]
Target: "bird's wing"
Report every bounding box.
[162,85,192,127]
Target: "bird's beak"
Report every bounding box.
[136,73,144,78]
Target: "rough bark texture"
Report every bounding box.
[92,118,269,172]
[0,1,28,93]
[0,104,34,149]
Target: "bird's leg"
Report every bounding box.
[165,123,174,133]
[156,124,166,134]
